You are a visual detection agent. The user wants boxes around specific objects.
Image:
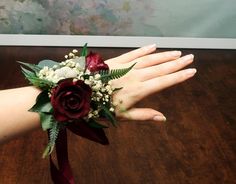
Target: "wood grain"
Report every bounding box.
[0,46,235,184]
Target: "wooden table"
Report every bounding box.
[0,47,235,184]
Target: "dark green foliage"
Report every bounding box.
[81,43,88,57]
[29,91,53,113]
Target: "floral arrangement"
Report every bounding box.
[19,44,134,183]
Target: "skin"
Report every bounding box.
[106,44,196,121]
[0,44,196,144]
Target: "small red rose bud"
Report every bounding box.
[86,52,109,72]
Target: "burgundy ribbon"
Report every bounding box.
[50,128,75,184]
[49,121,109,184]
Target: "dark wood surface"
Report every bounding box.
[0,46,235,184]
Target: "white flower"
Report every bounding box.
[93,82,102,91]
[65,59,76,68]
[109,107,115,112]
[105,85,112,92]
[60,61,66,66]
[88,112,93,119]
[108,90,113,95]
[89,76,94,81]
[101,88,106,92]
[38,66,54,78]
[94,74,101,80]
[84,79,91,85]
[73,78,78,82]
[96,91,103,97]
[69,52,74,58]
[72,49,78,53]
[93,110,99,115]
[55,66,77,78]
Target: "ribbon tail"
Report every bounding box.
[67,121,109,145]
[49,128,76,184]
[50,156,72,184]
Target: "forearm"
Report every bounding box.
[0,86,41,144]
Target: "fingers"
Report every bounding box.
[140,68,197,97]
[133,50,182,69]
[108,44,157,64]
[117,50,182,69]
[117,108,166,122]
[137,54,194,81]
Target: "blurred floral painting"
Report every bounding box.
[0,0,235,38]
[0,0,161,36]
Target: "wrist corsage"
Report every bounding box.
[18,44,134,184]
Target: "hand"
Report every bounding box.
[105,44,196,122]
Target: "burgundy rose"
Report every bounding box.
[50,79,92,122]
[86,52,109,72]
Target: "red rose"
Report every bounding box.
[86,52,109,72]
[51,79,92,122]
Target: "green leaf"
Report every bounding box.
[28,77,54,90]
[99,63,136,82]
[101,105,117,126]
[18,61,42,73]
[20,66,54,90]
[88,118,108,129]
[42,122,60,158]
[30,91,53,113]
[18,61,55,89]
[40,113,54,131]
[38,59,59,68]
[21,66,36,77]
[81,43,88,57]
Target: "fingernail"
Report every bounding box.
[144,44,156,51]
[183,54,194,60]
[181,54,194,64]
[171,51,182,57]
[153,115,167,122]
[186,68,197,76]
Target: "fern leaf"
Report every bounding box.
[100,63,135,82]
[40,113,54,131]
[42,122,60,158]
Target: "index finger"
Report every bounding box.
[107,44,157,64]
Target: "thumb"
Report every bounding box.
[117,108,166,122]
